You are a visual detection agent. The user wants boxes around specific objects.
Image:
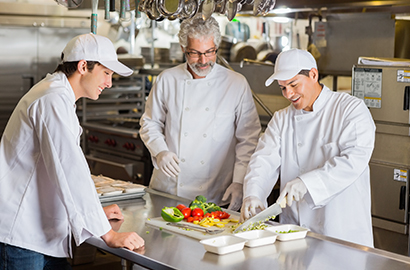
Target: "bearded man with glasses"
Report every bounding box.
[140,15,261,211]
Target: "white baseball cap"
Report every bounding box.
[265,49,317,86]
[62,33,133,76]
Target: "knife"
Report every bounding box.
[233,200,285,233]
[166,222,224,235]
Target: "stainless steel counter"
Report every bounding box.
[86,189,410,270]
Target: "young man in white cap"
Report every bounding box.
[0,33,144,269]
[241,48,376,247]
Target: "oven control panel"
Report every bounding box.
[85,130,145,157]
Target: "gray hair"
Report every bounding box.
[178,15,221,49]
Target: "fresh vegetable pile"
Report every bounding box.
[188,195,221,214]
[161,195,238,228]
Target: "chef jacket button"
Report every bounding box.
[180,183,183,187]
[184,132,188,137]
[201,160,205,164]
[298,143,302,147]
[185,107,190,111]
[187,81,191,85]
[207,82,211,86]
[301,224,306,228]
[181,159,185,162]
[203,134,207,138]
[205,107,209,111]
[199,186,203,189]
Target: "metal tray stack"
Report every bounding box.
[92,174,146,203]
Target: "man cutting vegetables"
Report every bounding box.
[139,15,261,211]
[241,49,376,247]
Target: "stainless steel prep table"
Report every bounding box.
[86,189,410,270]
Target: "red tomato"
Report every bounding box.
[210,211,220,218]
[181,208,191,219]
[192,208,204,218]
[187,216,194,223]
[176,204,186,211]
[221,212,230,219]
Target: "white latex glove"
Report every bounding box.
[277,178,307,207]
[221,182,243,211]
[156,151,180,177]
[240,196,266,222]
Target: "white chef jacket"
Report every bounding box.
[139,63,261,204]
[0,72,111,258]
[244,85,375,247]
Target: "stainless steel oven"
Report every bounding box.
[78,74,152,186]
[352,64,410,256]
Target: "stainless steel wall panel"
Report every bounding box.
[313,13,395,75]
[395,20,410,60]
[0,26,88,137]
[37,27,88,79]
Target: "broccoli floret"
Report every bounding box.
[189,201,205,211]
[203,202,222,214]
[189,195,214,212]
[205,205,221,213]
[195,195,207,203]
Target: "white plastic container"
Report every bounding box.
[235,230,278,247]
[200,235,246,255]
[266,224,308,241]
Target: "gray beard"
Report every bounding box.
[187,61,215,77]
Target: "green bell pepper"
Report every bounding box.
[161,207,184,222]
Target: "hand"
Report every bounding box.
[156,151,180,177]
[240,196,265,222]
[222,182,243,211]
[101,229,145,250]
[103,204,124,220]
[277,178,307,207]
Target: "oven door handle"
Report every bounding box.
[399,186,406,210]
[86,155,131,168]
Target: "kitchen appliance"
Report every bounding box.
[352,62,410,256]
[78,74,153,186]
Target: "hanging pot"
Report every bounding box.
[157,0,184,16]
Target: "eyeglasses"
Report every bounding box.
[185,48,218,58]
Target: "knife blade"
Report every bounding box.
[233,202,283,233]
